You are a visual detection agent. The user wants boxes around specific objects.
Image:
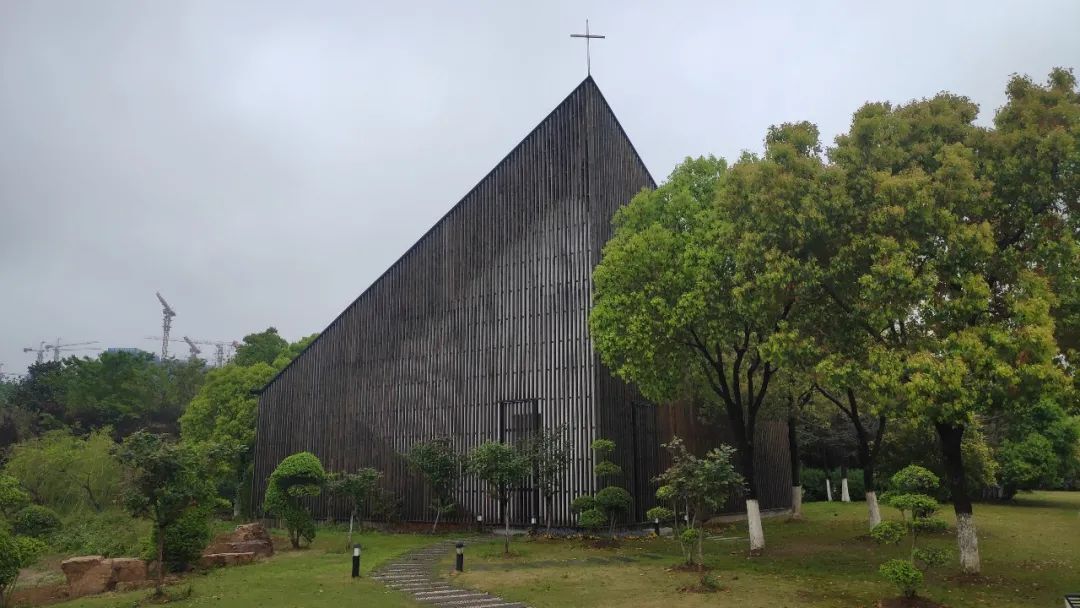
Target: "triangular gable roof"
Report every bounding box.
[258,75,654,393]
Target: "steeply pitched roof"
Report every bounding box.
[258,75,654,393]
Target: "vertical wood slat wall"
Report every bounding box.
[252,77,792,526]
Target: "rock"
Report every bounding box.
[61,556,113,597]
[60,556,150,598]
[198,552,256,569]
[110,558,147,583]
[204,522,273,558]
[228,539,273,557]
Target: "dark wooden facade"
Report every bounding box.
[252,77,791,525]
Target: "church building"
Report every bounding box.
[252,77,792,525]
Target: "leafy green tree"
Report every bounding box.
[467,441,529,554]
[824,70,1079,573]
[327,468,382,547]
[114,432,215,595]
[0,474,29,517]
[232,328,289,367]
[522,426,573,532]
[996,433,1063,495]
[265,452,326,549]
[591,135,825,553]
[0,529,45,608]
[3,429,122,514]
[3,361,66,440]
[406,439,460,533]
[180,362,277,517]
[653,438,744,567]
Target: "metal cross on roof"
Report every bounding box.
[570,19,605,76]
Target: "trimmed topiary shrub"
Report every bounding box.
[12,505,62,538]
[265,452,326,549]
[879,558,923,598]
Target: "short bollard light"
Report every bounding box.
[351,544,361,578]
[455,542,465,572]
[653,517,661,536]
[530,517,537,534]
[476,514,483,531]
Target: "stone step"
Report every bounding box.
[417,592,491,603]
[427,597,511,607]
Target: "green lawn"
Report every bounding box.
[25,493,1080,607]
[37,527,436,608]
[443,491,1080,607]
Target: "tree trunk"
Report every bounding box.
[745,499,765,554]
[864,466,880,527]
[155,525,165,596]
[348,511,355,550]
[502,501,510,554]
[788,415,802,519]
[735,431,765,553]
[695,526,704,568]
[840,462,850,502]
[936,422,981,574]
[431,507,440,534]
[825,478,833,502]
[545,496,553,533]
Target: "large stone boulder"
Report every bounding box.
[61,556,149,597]
[204,522,273,558]
[110,558,147,583]
[198,552,255,569]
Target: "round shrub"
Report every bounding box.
[879,558,923,598]
[913,546,949,568]
[594,486,632,514]
[646,506,674,523]
[912,517,949,534]
[578,508,605,530]
[12,505,62,538]
[570,495,597,513]
[890,465,940,495]
[870,521,906,545]
[147,507,212,572]
[887,493,939,519]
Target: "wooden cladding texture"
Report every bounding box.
[252,77,792,525]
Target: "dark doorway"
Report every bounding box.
[499,399,541,525]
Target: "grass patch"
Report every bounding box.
[444,491,1080,607]
[35,526,439,608]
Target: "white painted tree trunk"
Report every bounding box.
[841,477,851,502]
[956,512,981,574]
[866,491,881,528]
[790,486,803,519]
[825,479,833,502]
[746,499,765,553]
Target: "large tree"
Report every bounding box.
[180,362,277,517]
[822,69,1079,573]
[591,126,826,552]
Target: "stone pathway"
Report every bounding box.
[371,539,528,608]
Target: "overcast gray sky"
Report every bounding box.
[2,1,1078,373]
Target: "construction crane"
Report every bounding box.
[22,341,47,364]
[49,339,99,362]
[156,292,177,360]
[182,336,201,361]
[186,338,240,367]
